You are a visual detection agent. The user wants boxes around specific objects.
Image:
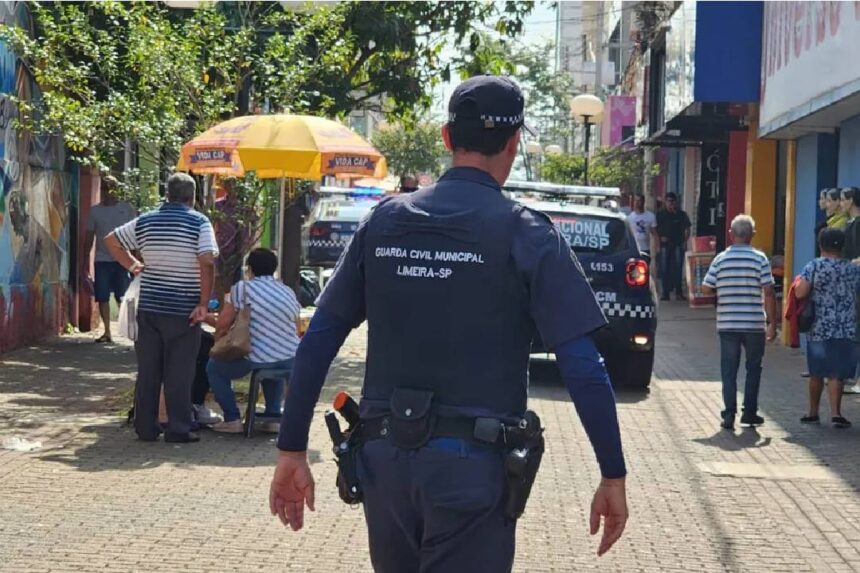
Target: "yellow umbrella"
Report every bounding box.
[177,114,386,179]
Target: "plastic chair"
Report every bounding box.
[244,368,291,438]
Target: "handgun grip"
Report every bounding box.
[334,391,361,428]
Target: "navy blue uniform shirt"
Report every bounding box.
[317,167,607,344]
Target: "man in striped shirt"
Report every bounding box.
[105,173,219,443]
[702,215,777,431]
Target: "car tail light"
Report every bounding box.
[310,223,331,237]
[625,259,649,287]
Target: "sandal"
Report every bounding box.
[800,415,820,424]
[95,334,112,344]
[832,416,852,429]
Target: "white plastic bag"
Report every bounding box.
[118,275,141,341]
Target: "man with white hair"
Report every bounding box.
[702,214,777,431]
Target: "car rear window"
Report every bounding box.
[546,213,631,254]
[316,199,376,222]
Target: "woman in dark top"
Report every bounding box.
[841,187,860,261]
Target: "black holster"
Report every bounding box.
[334,440,363,505]
[325,411,363,505]
[504,410,545,521]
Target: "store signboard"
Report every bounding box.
[696,143,728,252]
[760,2,860,136]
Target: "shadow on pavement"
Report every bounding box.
[693,429,773,451]
[0,336,136,419]
[37,422,324,471]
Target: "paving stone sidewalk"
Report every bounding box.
[1,303,860,572]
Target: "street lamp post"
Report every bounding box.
[525,140,543,182]
[569,94,605,186]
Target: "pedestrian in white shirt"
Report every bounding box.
[627,194,658,255]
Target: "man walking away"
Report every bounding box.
[105,173,219,443]
[269,75,627,570]
[84,176,136,343]
[627,194,658,256]
[656,192,691,301]
[702,215,777,430]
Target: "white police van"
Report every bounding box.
[504,180,658,388]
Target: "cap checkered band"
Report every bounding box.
[448,113,525,128]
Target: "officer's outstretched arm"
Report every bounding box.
[556,336,628,556]
[270,309,353,531]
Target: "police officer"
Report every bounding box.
[270,76,628,572]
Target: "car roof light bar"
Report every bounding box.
[502,180,621,198]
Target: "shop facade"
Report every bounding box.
[758,1,860,338]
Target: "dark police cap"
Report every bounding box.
[448,75,536,136]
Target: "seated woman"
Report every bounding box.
[208,248,301,433]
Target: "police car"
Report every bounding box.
[302,187,383,268]
[504,180,658,388]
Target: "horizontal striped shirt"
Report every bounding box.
[114,203,218,316]
[703,244,773,331]
[230,277,301,363]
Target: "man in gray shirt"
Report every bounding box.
[84,176,137,343]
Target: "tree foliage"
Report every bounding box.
[371,122,447,178]
[542,148,658,193]
[0,1,534,172]
[454,33,573,147]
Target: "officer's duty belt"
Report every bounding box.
[355,415,509,448]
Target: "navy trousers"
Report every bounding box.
[358,438,515,573]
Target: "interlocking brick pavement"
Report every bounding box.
[1,303,860,572]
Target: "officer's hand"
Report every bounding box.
[270,450,315,531]
[590,477,628,556]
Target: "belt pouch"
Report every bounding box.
[389,388,435,449]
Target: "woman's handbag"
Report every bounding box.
[797,269,815,333]
[210,282,252,360]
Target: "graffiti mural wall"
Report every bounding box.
[0,3,76,352]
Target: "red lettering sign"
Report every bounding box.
[794,2,804,57]
[817,1,827,44]
[830,0,841,35]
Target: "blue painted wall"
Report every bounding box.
[793,134,838,278]
[838,114,860,187]
[694,1,763,103]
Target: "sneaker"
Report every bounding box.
[832,416,852,429]
[721,415,734,430]
[193,405,223,425]
[843,383,860,395]
[675,294,687,301]
[212,420,243,434]
[800,415,820,424]
[740,414,765,427]
[660,296,671,302]
[262,421,281,434]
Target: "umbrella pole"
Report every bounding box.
[278,177,286,282]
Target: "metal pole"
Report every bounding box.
[278,177,286,278]
[583,115,592,186]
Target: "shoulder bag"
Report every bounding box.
[797,266,816,333]
[210,281,252,360]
